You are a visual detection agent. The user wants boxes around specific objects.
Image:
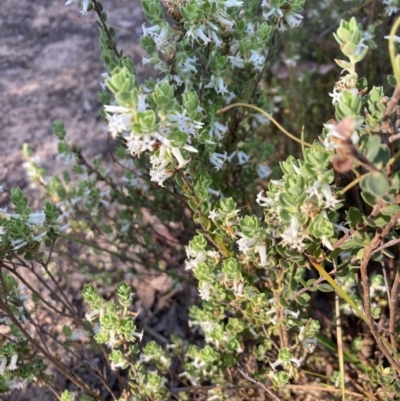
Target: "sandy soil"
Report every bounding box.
[1,0,147,202]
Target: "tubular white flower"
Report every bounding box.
[228,56,245,68]
[8,354,18,371]
[126,134,156,156]
[248,50,266,71]
[256,191,273,207]
[0,358,6,375]
[142,24,160,35]
[216,14,234,29]
[11,239,28,251]
[186,25,211,44]
[210,152,227,171]
[329,89,342,105]
[198,281,212,300]
[28,210,46,227]
[236,151,250,165]
[224,0,243,7]
[284,12,303,28]
[181,57,198,73]
[171,147,190,168]
[209,121,228,140]
[256,244,267,266]
[209,30,223,47]
[321,184,341,209]
[257,164,272,179]
[8,378,28,390]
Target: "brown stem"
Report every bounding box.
[359,213,400,374]
[389,252,400,351]
[0,273,105,401]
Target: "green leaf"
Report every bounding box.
[361,172,389,198]
[380,204,400,215]
[360,190,378,206]
[318,283,334,292]
[296,293,310,306]
[388,74,397,88]
[347,207,362,228]
[365,135,381,162]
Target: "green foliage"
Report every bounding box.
[1,0,400,400]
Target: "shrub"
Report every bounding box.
[2,0,400,400]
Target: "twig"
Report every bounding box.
[389,250,400,351]
[359,212,400,374]
[92,0,120,60]
[373,237,400,254]
[335,292,346,401]
[236,363,282,401]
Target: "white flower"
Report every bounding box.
[262,3,284,20]
[210,152,227,171]
[208,187,223,197]
[186,25,211,44]
[321,184,341,209]
[142,24,160,36]
[137,94,148,112]
[256,191,273,207]
[281,216,307,251]
[302,338,317,353]
[248,50,266,71]
[185,247,207,270]
[32,232,47,242]
[216,77,229,95]
[104,105,134,139]
[383,0,399,16]
[209,30,223,47]
[126,134,156,156]
[170,147,190,168]
[28,210,46,227]
[11,239,28,251]
[284,12,303,28]
[216,14,234,29]
[0,358,6,374]
[133,330,144,342]
[306,181,321,199]
[209,121,228,140]
[385,34,400,43]
[321,236,333,250]
[181,56,198,73]
[8,354,18,371]
[150,155,173,187]
[270,355,303,370]
[329,89,342,105]
[256,244,267,266]
[257,164,272,179]
[209,209,222,222]
[65,0,93,15]
[85,309,100,322]
[236,151,250,165]
[198,281,212,300]
[8,378,28,390]
[237,236,257,253]
[111,358,128,370]
[228,56,245,68]
[224,0,243,6]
